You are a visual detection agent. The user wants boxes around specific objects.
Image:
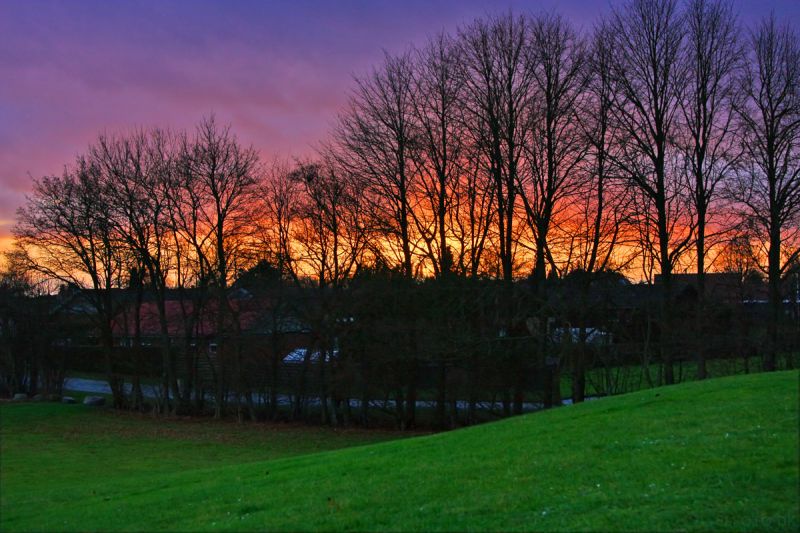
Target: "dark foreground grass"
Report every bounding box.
[1,371,798,532]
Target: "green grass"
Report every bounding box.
[2,371,798,532]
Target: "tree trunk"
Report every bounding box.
[765,225,782,372]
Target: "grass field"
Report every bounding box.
[2,371,797,531]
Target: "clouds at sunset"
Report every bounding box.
[1,0,797,245]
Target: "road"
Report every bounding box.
[64,377,591,411]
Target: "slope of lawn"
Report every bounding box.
[1,371,798,532]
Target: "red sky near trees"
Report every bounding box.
[1,0,797,250]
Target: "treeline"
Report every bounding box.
[2,0,798,425]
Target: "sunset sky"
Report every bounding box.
[1,0,798,249]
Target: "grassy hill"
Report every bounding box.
[1,371,797,532]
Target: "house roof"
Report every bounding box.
[112,294,309,338]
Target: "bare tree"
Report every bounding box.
[459,13,533,283]
[93,129,183,411]
[166,143,215,411]
[678,0,742,378]
[608,0,691,384]
[458,14,536,416]
[254,160,300,419]
[334,52,419,279]
[519,13,588,282]
[732,15,800,371]
[14,159,127,406]
[258,159,299,281]
[410,33,466,277]
[289,159,368,423]
[331,52,425,426]
[179,116,261,417]
[291,160,367,289]
[506,13,589,408]
[559,21,635,403]
[572,21,635,276]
